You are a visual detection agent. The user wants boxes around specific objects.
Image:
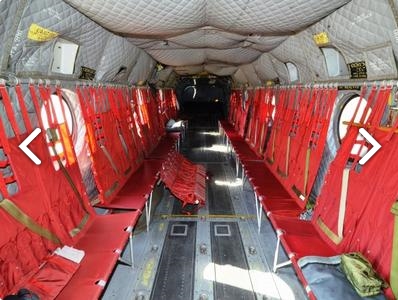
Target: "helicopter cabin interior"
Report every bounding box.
[0,0,398,299]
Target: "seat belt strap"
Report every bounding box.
[390,201,398,299]
[0,198,61,244]
[100,145,120,175]
[46,130,91,237]
[338,168,350,238]
[302,148,311,198]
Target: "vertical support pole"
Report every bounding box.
[258,202,262,233]
[145,191,153,232]
[129,231,134,268]
[273,232,282,273]
[236,157,240,177]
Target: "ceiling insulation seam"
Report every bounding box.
[252,53,280,82]
[232,68,249,85]
[65,0,349,36]
[95,35,141,82]
[64,0,350,78]
[128,50,157,84]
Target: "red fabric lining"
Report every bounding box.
[0,83,140,299]
[313,85,395,283]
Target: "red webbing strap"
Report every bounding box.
[283,87,303,175]
[130,90,146,158]
[275,87,297,174]
[38,84,68,164]
[305,86,336,187]
[257,88,273,155]
[228,91,234,124]
[245,88,261,146]
[108,87,122,122]
[56,86,77,164]
[0,85,18,197]
[253,88,264,147]
[28,84,91,236]
[290,86,303,138]
[156,89,166,126]
[351,85,392,169]
[344,85,380,168]
[75,86,97,153]
[308,87,335,148]
[0,85,12,154]
[114,87,137,164]
[15,84,32,133]
[265,87,287,164]
[29,83,67,178]
[0,85,22,139]
[231,90,240,125]
[230,90,239,127]
[0,104,11,197]
[238,90,252,137]
[123,88,141,160]
[315,84,391,245]
[88,86,106,147]
[330,84,372,168]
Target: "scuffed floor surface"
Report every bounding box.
[102,111,307,300]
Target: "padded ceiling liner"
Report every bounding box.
[65,0,350,76]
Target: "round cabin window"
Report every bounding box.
[337,95,371,157]
[40,94,74,135]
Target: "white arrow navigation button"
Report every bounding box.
[358,128,381,165]
[18,128,42,165]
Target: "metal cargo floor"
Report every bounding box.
[102,116,307,300]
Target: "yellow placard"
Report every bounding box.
[313,32,330,46]
[28,23,59,42]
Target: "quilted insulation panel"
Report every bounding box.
[1,0,155,84]
[65,0,349,77]
[269,0,398,82]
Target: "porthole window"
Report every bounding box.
[337,95,372,157]
[40,94,75,170]
[321,47,349,77]
[285,62,299,83]
[40,94,74,134]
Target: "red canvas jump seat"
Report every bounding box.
[222,83,397,299]
[0,82,140,300]
[76,86,179,232]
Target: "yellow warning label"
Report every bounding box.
[28,23,59,42]
[313,32,330,46]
